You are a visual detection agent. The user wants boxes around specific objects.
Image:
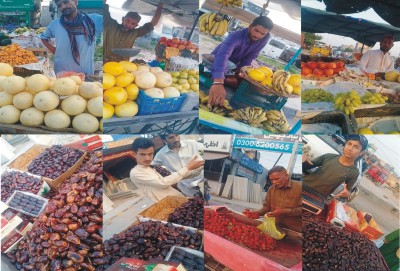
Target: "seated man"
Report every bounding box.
[256,166,302,232]
[130,137,204,202]
[152,134,204,196]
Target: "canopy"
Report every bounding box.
[316,0,400,27]
[302,6,400,47]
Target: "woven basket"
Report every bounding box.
[241,66,295,98]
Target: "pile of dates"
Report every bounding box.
[168,197,204,229]
[28,145,84,179]
[169,248,204,271]
[103,221,202,268]
[204,210,276,252]
[303,213,388,271]
[1,171,43,202]
[8,192,46,216]
[8,151,103,271]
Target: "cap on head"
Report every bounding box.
[346,135,368,151]
[125,11,141,21]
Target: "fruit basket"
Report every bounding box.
[136,90,187,115]
[241,66,296,98]
[231,80,288,110]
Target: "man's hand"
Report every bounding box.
[302,153,313,165]
[186,156,204,171]
[335,184,351,198]
[208,84,226,106]
[266,208,289,217]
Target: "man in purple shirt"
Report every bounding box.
[208,16,273,106]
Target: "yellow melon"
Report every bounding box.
[104,87,128,105]
[103,62,125,76]
[103,102,114,119]
[115,101,138,118]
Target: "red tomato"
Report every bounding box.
[302,67,312,76]
[326,62,337,69]
[313,69,324,77]
[324,68,334,77]
[317,62,327,69]
[306,62,317,70]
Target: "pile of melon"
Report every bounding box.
[103,61,189,119]
[0,63,102,133]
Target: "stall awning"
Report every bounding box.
[316,0,400,28]
[302,6,400,47]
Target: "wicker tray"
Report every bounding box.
[241,66,295,98]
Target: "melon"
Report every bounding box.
[0,76,7,91]
[0,63,13,76]
[53,77,77,96]
[150,67,163,74]
[20,107,44,127]
[137,65,150,72]
[115,101,138,118]
[104,87,128,105]
[155,72,173,88]
[2,76,26,94]
[26,74,50,93]
[103,73,116,89]
[61,95,87,116]
[87,96,103,117]
[44,110,71,129]
[0,105,21,124]
[70,75,82,85]
[162,87,180,98]
[125,84,139,100]
[103,102,115,119]
[116,73,135,88]
[119,61,137,72]
[33,91,60,112]
[135,72,157,89]
[13,91,34,110]
[79,82,102,99]
[99,118,104,132]
[144,88,164,98]
[72,113,99,133]
[0,91,14,107]
[385,71,399,82]
[103,62,125,76]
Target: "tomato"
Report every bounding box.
[313,69,324,77]
[335,61,344,68]
[306,62,317,70]
[326,62,337,69]
[302,67,312,76]
[317,62,327,69]
[301,62,306,68]
[324,68,334,77]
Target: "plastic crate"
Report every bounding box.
[231,80,288,110]
[302,111,355,134]
[136,90,187,115]
[354,104,400,118]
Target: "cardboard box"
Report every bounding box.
[8,144,87,190]
[357,211,383,240]
[64,135,103,151]
[326,200,360,232]
[137,195,189,222]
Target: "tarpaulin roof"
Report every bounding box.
[302,6,400,47]
[316,0,400,27]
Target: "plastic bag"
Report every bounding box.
[257,216,286,240]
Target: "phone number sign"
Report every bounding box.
[233,138,302,154]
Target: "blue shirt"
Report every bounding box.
[41,14,103,76]
[211,28,270,79]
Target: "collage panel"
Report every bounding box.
[103,134,205,270]
[300,2,400,135]
[197,0,301,135]
[0,0,103,134]
[203,134,302,270]
[102,0,200,135]
[302,134,400,271]
[0,134,103,271]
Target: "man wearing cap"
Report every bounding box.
[359,35,396,77]
[41,0,103,76]
[103,0,163,62]
[302,135,368,199]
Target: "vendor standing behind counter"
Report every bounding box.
[41,0,103,76]
[103,0,163,62]
[208,16,273,106]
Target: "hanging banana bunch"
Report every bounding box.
[216,0,243,8]
[199,12,229,37]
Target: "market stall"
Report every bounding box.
[102,0,200,135]
[301,7,400,134]
[102,135,205,271]
[197,0,301,135]
[0,135,103,271]
[0,2,103,134]
[203,134,303,270]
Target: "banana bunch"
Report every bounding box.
[361,92,388,104]
[263,110,291,133]
[216,0,243,7]
[199,12,229,37]
[302,88,334,103]
[272,70,293,94]
[229,107,290,133]
[230,107,269,128]
[199,95,233,116]
[334,90,362,115]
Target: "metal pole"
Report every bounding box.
[287,140,299,176]
[272,153,283,167]
[188,12,200,41]
[361,43,365,53]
